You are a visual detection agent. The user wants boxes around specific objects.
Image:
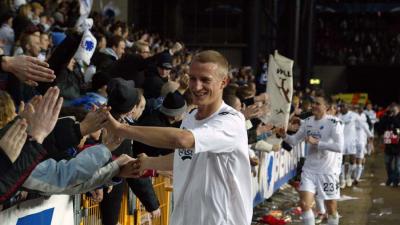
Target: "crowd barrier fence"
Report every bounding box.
[0,143,304,225]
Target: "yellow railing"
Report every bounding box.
[79,177,172,225]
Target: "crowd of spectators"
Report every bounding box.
[315,12,400,65]
[0,0,393,224]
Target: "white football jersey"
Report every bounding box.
[285,115,344,174]
[338,111,359,148]
[355,113,373,145]
[171,102,252,225]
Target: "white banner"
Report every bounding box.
[253,143,304,205]
[0,195,73,225]
[262,51,294,145]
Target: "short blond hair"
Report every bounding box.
[135,40,149,52]
[0,91,16,129]
[191,50,229,78]
[31,2,44,12]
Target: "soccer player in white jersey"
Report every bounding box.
[338,103,359,188]
[277,94,344,225]
[105,50,252,225]
[354,105,373,185]
[364,103,377,155]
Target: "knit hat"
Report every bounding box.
[160,91,187,117]
[107,78,139,114]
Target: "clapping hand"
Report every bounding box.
[241,103,264,120]
[28,87,63,144]
[80,105,110,136]
[0,119,28,162]
[256,123,274,136]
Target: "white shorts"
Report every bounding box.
[343,143,356,155]
[356,143,366,159]
[299,171,340,200]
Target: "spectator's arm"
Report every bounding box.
[1,55,55,86]
[22,144,113,193]
[37,32,82,95]
[0,140,47,204]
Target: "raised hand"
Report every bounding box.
[241,103,264,120]
[2,55,56,86]
[0,119,28,162]
[80,106,110,136]
[101,128,124,151]
[28,87,63,144]
[275,127,287,138]
[104,112,124,136]
[18,95,42,122]
[256,123,274,136]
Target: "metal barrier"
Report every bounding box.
[76,177,172,225]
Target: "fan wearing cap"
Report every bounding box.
[142,52,173,100]
[101,78,160,225]
[105,50,252,225]
[133,90,187,157]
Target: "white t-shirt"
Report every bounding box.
[285,115,344,175]
[171,102,253,225]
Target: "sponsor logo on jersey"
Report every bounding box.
[178,149,193,160]
[178,126,193,160]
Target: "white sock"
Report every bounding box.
[340,164,346,182]
[351,164,357,179]
[316,198,326,214]
[361,165,364,177]
[346,164,354,180]
[327,212,339,225]
[303,209,315,225]
[355,164,363,181]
